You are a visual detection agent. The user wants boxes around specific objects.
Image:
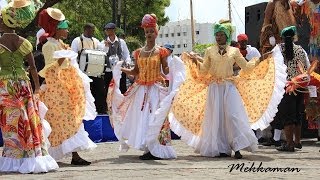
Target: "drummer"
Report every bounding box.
[71,23,105,114]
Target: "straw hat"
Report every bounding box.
[46,7,65,21]
[8,0,31,8]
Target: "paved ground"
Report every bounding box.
[1,139,320,180]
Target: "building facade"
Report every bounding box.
[156,20,215,56]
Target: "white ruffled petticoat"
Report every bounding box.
[111,56,186,159]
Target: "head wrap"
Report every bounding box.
[141,13,158,34]
[57,20,68,29]
[237,34,248,42]
[38,8,66,41]
[280,26,296,38]
[213,22,233,45]
[0,2,36,29]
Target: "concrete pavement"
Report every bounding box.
[1,139,320,180]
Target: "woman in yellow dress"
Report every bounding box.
[108,14,186,160]
[0,1,58,173]
[169,22,287,159]
[38,8,96,165]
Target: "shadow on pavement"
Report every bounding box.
[92,155,168,165]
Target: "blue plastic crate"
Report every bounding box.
[83,115,118,143]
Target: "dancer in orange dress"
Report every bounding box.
[108,14,186,160]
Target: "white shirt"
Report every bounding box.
[71,34,104,53]
[36,28,45,50]
[101,36,131,64]
[246,45,261,61]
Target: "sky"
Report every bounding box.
[165,0,268,34]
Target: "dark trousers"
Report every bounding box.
[90,76,107,114]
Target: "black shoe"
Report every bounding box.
[258,137,267,144]
[218,153,231,157]
[294,143,302,149]
[276,144,295,152]
[261,138,281,147]
[234,151,243,159]
[139,152,161,160]
[71,158,91,166]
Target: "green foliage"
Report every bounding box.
[124,0,170,40]
[53,0,171,44]
[125,36,143,52]
[55,0,112,43]
[193,43,214,56]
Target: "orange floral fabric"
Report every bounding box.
[235,57,274,123]
[40,62,85,147]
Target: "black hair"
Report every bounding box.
[84,23,95,30]
[282,29,295,61]
[230,40,238,47]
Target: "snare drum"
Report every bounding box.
[78,49,109,77]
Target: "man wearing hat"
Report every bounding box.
[102,22,131,112]
[237,34,261,61]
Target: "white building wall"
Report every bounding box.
[156,19,215,56]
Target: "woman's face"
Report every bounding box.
[56,28,68,40]
[144,27,157,41]
[215,31,227,45]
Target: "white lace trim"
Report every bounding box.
[0,155,58,174]
[48,124,97,160]
[251,45,288,130]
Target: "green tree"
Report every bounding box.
[20,0,171,47]
[193,43,214,56]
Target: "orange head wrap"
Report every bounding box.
[141,13,158,34]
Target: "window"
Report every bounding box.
[165,34,168,37]
[183,44,187,48]
[196,31,200,35]
[177,44,181,48]
[172,45,175,48]
[171,33,174,37]
[183,32,187,36]
[177,32,181,36]
[159,34,162,38]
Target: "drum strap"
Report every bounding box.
[78,36,95,62]
[84,53,89,72]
